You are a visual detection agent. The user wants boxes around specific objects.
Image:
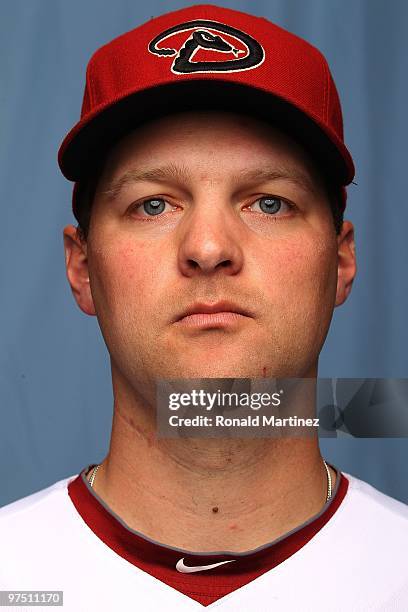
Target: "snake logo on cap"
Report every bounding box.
[148,19,264,74]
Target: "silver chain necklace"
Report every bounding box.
[88,460,333,502]
[323,459,333,501]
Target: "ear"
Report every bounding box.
[335,220,357,307]
[63,225,96,316]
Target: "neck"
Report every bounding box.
[91,366,335,553]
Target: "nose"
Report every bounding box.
[177,204,244,277]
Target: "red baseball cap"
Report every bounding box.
[58,4,355,218]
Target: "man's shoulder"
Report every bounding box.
[331,471,408,545]
[343,471,408,518]
[0,474,78,525]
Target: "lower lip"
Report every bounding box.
[176,311,248,327]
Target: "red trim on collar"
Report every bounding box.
[68,467,348,606]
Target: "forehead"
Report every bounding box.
[97,110,326,190]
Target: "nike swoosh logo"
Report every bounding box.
[176,557,236,573]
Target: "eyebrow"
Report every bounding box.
[100,164,192,200]
[100,162,319,201]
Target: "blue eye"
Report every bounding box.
[252,197,290,215]
[141,198,167,216]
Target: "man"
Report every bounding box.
[1,5,407,611]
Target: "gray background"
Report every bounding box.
[1,0,407,506]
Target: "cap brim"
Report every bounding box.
[58,80,354,187]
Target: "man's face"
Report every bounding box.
[65,111,355,398]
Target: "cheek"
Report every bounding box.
[257,231,338,323]
[88,238,154,328]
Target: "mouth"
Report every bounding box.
[174,301,253,328]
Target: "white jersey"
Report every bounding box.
[1,465,408,611]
